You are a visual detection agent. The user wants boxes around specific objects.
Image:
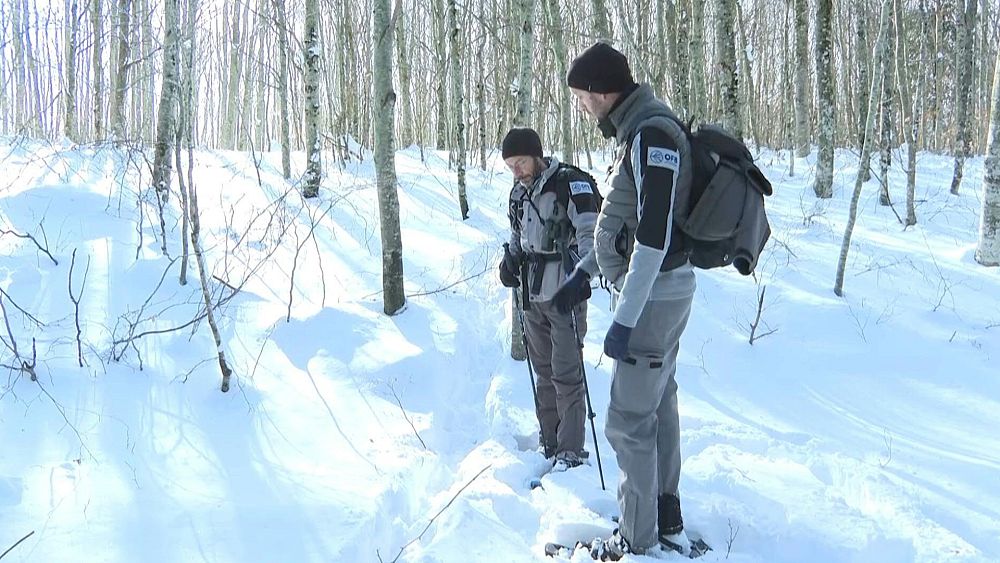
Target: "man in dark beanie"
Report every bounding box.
[565,42,699,560]
[499,126,600,472]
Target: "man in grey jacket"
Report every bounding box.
[499,127,599,472]
[564,42,698,560]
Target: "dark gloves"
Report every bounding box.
[552,269,592,314]
[499,244,521,288]
[603,321,633,361]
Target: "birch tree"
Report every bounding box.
[950,0,979,195]
[110,0,129,139]
[975,50,1000,266]
[374,0,405,315]
[151,0,180,203]
[64,0,79,140]
[894,0,918,226]
[302,0,322,198]
[448,0,469,219]
[717,0,741,137]
[878,7,896,207]
[592,0,612,40]
[513,0,536,127]
[545,0,573,164]
[794,0,810,157]
[510,0,536,361]
[91,0,104,139]
[814,0,834,198]
[855,0,871,180]
[395,0,415,147]
[274,0,291,179]
[836,0,891,297]
[689,0,706,120]
[433,0,449,149]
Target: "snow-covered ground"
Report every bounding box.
[1,136,998,563]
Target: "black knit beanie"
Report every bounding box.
[566,42,635,94]
[501,127,543,159]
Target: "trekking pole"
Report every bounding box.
[505,243,540,413]
[570,307,606,491]
[513,287,539,411]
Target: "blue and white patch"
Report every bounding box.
[647,146,680,171]
[569,181,593,196]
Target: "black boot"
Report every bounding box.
[658,493,683,538]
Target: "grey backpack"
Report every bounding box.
[675,120,773,276]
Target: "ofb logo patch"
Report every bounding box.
[569,181,593,196]
[647,147,680,171]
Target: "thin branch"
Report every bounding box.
[0,225,58,266]
[0,530,35,561]
[68,249,91,367]
[388,383,427,450]
[388,464,492,563]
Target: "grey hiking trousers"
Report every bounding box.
[523,299,588,457]
[605,293,694,551]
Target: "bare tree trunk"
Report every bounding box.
[814,0,834,199]
[222,2,242,149]
[151,0,180,204]
[64,0,80,141]
[475,9,488,170]
[735,1,756,143]
[717,0,740,137]
[878,8,896,207]
[950,0,978,195]
[546,0,573,164]
[140,0,154,142]
[784,1,796,176]
[12,0,26,130]
[91,0,104,139]
[855,0,871,180]
[274,0,291,179]
[592,0,612,40]
[689,0,706,121]
[448,0,469,219]
[513,0,535,127]
[794,0,810,157]
[509,0,535,358]
[374,0,405,315]
[673,0,690,119]
[395,0,414,147]
[433,0,448,149]
[302,0,322,198]
[110,0,129,139]
[178,0,197,286]
[836,0,891,297]
[976,49,1000,265]
[894,0,918,226]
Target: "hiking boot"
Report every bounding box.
[589,529,635,561]
[658,493,689,555]
[551,450,585,472]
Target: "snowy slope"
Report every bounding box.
[1,137,998,563]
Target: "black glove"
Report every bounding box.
[603,321,633,361]
[499,244,521,288]
[552,269,592,314]
[499,259,520,288]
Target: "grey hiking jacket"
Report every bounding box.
[508,157,599,303]
[585,84,697,328]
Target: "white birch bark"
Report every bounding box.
[302,0,322,198]
[814,0,835,199]
[794,0,810,157]
[374,0,405,314]
[836,0,891,296]
[64,0,79,141]
[975,50,1000,266]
